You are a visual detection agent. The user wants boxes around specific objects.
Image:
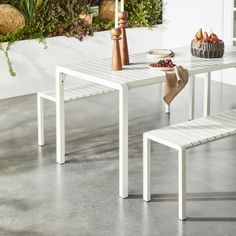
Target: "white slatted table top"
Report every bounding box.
[145,109,236,150]
[57,46,236,90]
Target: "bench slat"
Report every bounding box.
[39,81,115,103]
[145,110,236,149]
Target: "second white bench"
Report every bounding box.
[143,109,236,220]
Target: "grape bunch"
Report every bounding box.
[150,59,176,68]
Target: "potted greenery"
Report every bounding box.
[0,0,162,76]
[0,0,93,76]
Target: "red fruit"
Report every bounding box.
[209,32,219,44]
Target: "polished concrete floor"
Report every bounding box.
[1,79,236,236]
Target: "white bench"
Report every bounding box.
[37,79,114,162]
[143,109,236,220]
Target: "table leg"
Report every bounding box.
[119,85,128,198]
[189,75,195,120]
[165,104,170,114]
[56,71,65,164]
[203,72,211,117]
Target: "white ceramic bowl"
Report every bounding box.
[146,49,174,60]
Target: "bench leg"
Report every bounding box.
[56,72,65,164]
[119,85,129,198]
[37,94,45,146]
[189,76,195,120]
[143,135,151,202]
[203,72,211,117]
[178,148,186,220]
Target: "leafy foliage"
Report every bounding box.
[0,0,18,5]
[36,0,93,40]
[19,0,48,25]
[0,0,92,76]
[125,0,162,27]
[0,0,93,42]
[92,17,114,32]
[0,42,16,76]
[0,0,162,76]
[0,25,48,76]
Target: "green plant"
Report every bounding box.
[0,0,92,76]
[36,0,48,10]
[92,17,114,31]
[0,0,163,77]
[0,24,48,76]
[125,0,162,27]
[0,0,18,5]
[19,0,48,25]
[36,0,93,40]
[0,42,16,76]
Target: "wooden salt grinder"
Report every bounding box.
[118,11,130,65]
[111,28,122,71]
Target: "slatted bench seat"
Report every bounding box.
[37,79,115,151]
[143,109,236,220]
[38,81,114,103]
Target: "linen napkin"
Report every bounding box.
[163,66,189,105]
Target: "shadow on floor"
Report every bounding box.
[128,192,236,222]
[130,192,236,222]
[128,191,236,202]
[187,217,236,222]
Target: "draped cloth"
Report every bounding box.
[163,66,189,105]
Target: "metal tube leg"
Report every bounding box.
[203,72,211,117]
[119,85,129,198]
[178,148,186,220]
[37,94,45,146]
[165,104,170,114]
[56,71,65,164]
[163,83,170,114]
[143,135,151,202]
[189,76,195,120]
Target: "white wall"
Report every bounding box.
[223,0,234,45]
[162,0,224,48]
[222,0,235,85]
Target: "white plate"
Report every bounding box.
[146,49,174,59]
[148,65,175,71]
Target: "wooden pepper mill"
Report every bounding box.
[111,28,122,71]
[118,11,130,65]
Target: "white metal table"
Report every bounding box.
[56,46,236,199]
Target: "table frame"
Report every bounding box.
[55,70,211,199]
[55,67,130,198]
[55,48,236,199]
